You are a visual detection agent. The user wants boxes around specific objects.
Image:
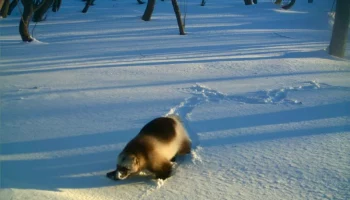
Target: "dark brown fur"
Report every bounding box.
[139,117,177,143]
[107,116,191,180]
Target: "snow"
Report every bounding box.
[1,0,350,199]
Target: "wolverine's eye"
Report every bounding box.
[117,165,129,172]
[120,167,128,171]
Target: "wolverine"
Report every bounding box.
[106,115,192,180]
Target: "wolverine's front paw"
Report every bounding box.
[156,173,171,180]
[155,163,172,180]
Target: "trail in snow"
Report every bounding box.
[164,80,341,172]
[178,80,332,107]
[137,80,349,195]
[167,80,331,141]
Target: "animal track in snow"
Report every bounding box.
[228,80,325,105]
[166,80,332,148]
[155,81,335,190]
[173,80,328,112]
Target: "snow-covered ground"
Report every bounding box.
[1,0,349,199]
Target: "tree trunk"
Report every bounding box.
[243,0,253,5]
[281,0,296,10]
[142,0,155,21]
[1,0,10,18]
[329,0,350,58]
[19,0,34,42]
[7,0,18,15]
[0,0,4,11]
[274,0,282,5]
[33,0,54,22]
[137,0,145,4]
[52,0,62,12]
[171,0,185,35]
[82,0,94,13]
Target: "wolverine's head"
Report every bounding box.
[109,153,139,180]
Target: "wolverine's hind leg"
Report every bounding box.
[149,159,173,180]
[177,139,192,155]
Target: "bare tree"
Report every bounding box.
[52,0,62,12]
[142,0,155,21]
[82,0,94,13]
[0,0,10,18]
[329,0,350,58]
[273,0,296,9]
[243,0,253,5]
[6,0,19,15]
[52,0,61,12]
[137,0,145,4]
[33,0,54,22]
[171,0,185,35]
[19,0,49,42]
[0,0,5,11]
[142,0,185,35]
[19,0,34,42]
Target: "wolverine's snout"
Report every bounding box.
[106,169,131,180]
[106,170,119,180]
